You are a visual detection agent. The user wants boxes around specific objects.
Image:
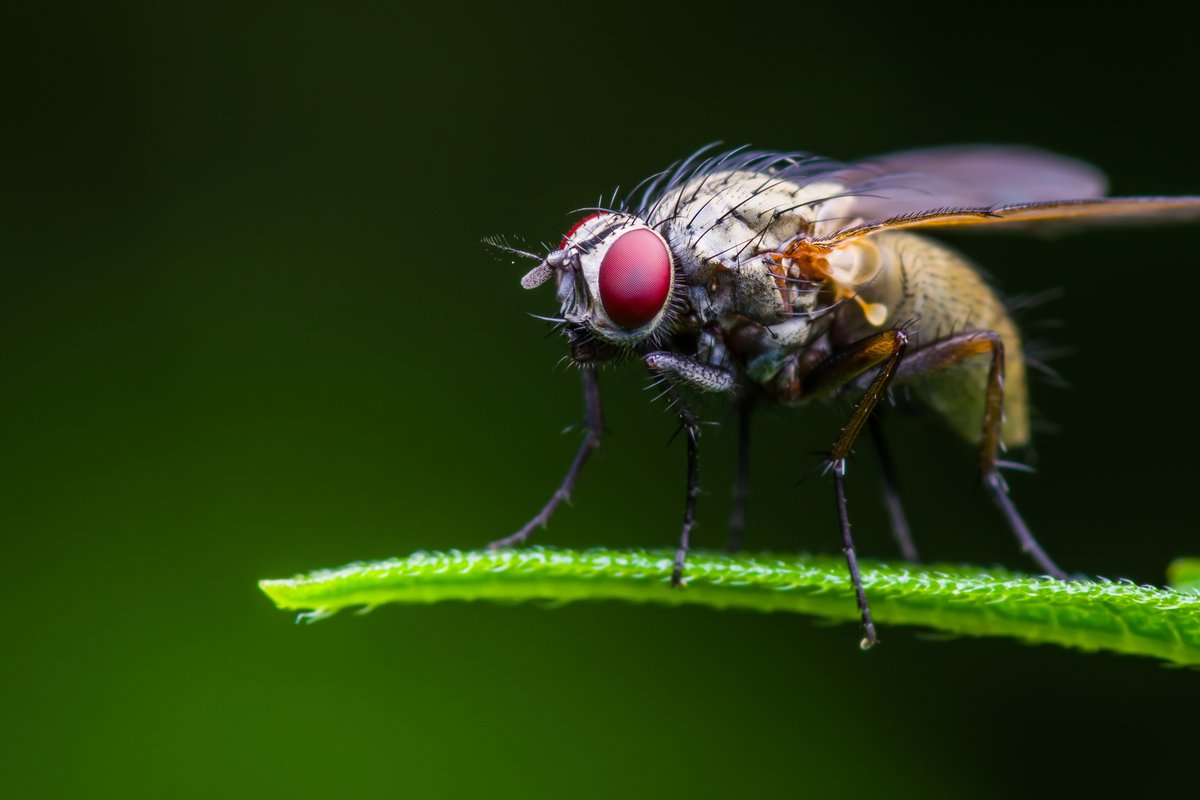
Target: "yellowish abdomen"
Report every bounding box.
[834,232,1030,447]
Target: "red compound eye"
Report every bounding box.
[598,228,672,329]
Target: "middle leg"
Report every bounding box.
[797,328,911,648]
[727,393,753,553]
[869,413,920,563]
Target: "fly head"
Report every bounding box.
[520,212,681,357]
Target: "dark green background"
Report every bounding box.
[6,3,1198,797]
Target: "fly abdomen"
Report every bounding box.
[834,232,1030,447]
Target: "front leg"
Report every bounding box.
[645,352,736,586]
[644,352,736,394]
[489,368,604,550]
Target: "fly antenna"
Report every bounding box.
[482,235,544,262]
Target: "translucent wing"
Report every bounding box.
[820,144,1200,246]
[817,196,1200,247]
[836,145,1109,220]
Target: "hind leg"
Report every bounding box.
[893,331,1067,579]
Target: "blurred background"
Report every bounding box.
[5,2,1198,797]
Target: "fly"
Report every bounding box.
[490,144,1200,648]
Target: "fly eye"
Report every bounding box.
[598,228,673,329]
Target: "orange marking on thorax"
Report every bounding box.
[762,241,832,308]
[780,240,835,281]
[769,240,887,325]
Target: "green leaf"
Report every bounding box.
[260,548,1200,666]
[1168,558,1200,594]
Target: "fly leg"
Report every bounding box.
[489,368,604,550]
[868,414,920,562]
[893,332,1067,579]
[644,352,736,586]
[795,329,910,649]
[673,421,700,588]
[645,352,737,395]
[728,394,752,552]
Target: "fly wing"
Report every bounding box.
[836,145,1110,220]
[818,145,1200,246]
[817,196,1200,247]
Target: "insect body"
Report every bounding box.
[493,145,1200,647]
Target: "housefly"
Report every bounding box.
[491,144,1200,648]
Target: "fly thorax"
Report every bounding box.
[703,251,823,382]
[742,316,816,383]
[730,256,787,320]
[657,171,849,280]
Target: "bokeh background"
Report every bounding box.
[6,3,1199,797]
